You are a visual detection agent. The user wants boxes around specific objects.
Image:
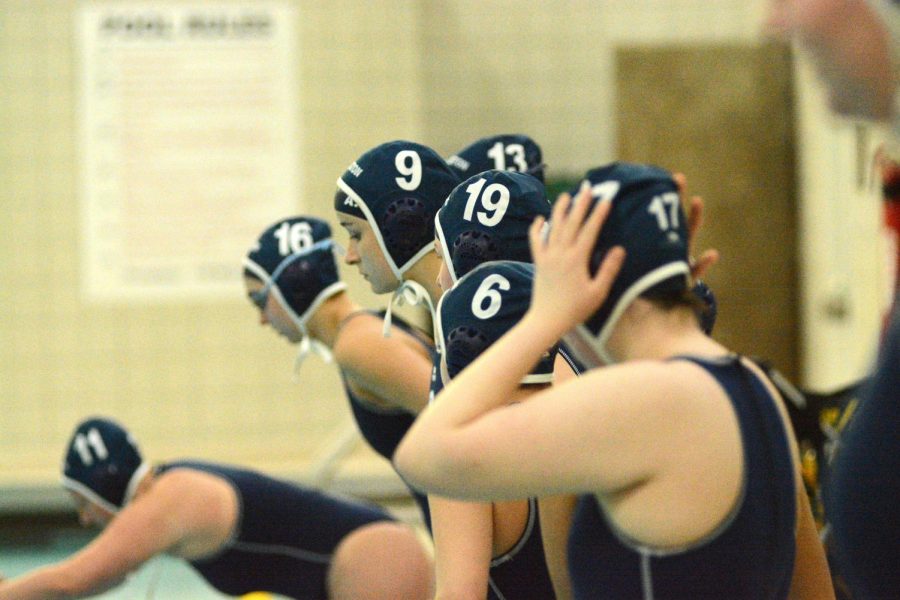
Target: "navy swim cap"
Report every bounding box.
[446,134,545,182]
[335,140,459,280]
[436,170,550,283]
[561,162,690,367]
[61,417,148,513]
[244,216,346,329]
[435,261,556,384]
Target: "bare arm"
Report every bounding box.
[0,476,195,600]
[429,496,494,600]
[540,354,581,599]
[788,466,835,599]
[539,494,578,600]
[334,313,433,414]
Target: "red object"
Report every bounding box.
[878,152,900,337]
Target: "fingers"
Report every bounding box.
[673,172,688,196]
[686,194,704,247]
[577,195,611,258]
[556,182,594,245]
[590,246,626,298]
[528,215,547,257]
[690,248,720,280]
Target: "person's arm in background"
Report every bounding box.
[766,0,897,121]
[427,383,540,600]
[538,353,581,600]
[789,482,836,600]
[539,493,578,600]
[0,473,205,600]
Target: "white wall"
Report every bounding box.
[793,57,894,390]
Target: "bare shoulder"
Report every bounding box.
[334,312,431,371]
[149,467,240,557]
[151,468,237,517]
[332,312,385,364]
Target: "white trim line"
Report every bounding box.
[336,178,403,280]
[521,372,553,384]
[60,476,120,514]
[272,280,347,332]
[434,212,457,283]
[123,461,150,505]
[242,258,271,285]
[398,241,436,276]
[570,262,689,365]
[434,292,448,358]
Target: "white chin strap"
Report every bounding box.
[382,280,435,337]
[268,279,346,376]
[294,334,334,379]
[563,262,692,369]
[60,460,151,514]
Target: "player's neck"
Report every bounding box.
[402,252,443,306]
[131,468,156,501]
[608,300,724,362]
[306,292,360,349]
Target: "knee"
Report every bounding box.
[327,521,434,600]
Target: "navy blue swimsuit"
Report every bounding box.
[341,310,433,528]
[157,460,394,599]
[567,355,797,599]
[826,303,900,599]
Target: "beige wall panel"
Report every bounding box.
[0,0,424,490]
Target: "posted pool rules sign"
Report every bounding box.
[78,3,300,301]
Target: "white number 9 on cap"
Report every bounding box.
[395,150,422,191]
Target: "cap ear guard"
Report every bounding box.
[451,230,502,281]
[691,280,718,335]
[274,244,347,325]
[380,195,434,269]
[444,326,491,379]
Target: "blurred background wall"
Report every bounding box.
[0,0,892,509]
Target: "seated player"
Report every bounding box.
[397,162,834,599]
[243,216,436,527]
[334,141,556,598]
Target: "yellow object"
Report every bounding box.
[240,593,274,599]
